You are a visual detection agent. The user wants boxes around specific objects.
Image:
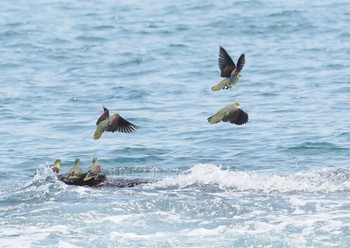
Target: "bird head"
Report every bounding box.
[52,159,61,173]
[237,73,242,78]
[92,157,98,164]
[75,158,80,165]
[233,102,240,107]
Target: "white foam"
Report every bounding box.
[32,165,58,183]
[151,163,350,193]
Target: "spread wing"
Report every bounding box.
[106,116,139,133]
[219,46,236,78]
[229,53,245,80]
[222,109,249,125]
[235,53,245,74]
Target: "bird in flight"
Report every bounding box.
[208,102,249,125]
[211,46,245,91]
[94,106,138,140]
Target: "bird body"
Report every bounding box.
[94,107,138,140]
[212,46,245,91]
[211,76,241,91]
[208,102,249,125]
[51,159,61,173]
[83,157,101,181]
[69,158,83,180]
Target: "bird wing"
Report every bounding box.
[219,46,236,78]
[229,53,245,80]
[222,108,249,125]
[106,116,138,133]
[235,53,245,74]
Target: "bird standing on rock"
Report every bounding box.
[211,46,245,91]
[208,102,249,125]
[69,158,83,180]
[94,106,138,140]
[83,157,101,181]
[51,159,61,173]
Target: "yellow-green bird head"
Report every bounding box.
[51,159,61,173]
[233,102,240,107]
[92,157,98,164]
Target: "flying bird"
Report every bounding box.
[208,102,249,125]
[94,106,138,140]
[211,46,245,91]
[69,158,83,180]
[51,159,61,173]
[83,157,101,181]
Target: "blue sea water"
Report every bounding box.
[1,0,350,247]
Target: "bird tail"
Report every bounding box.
[207,114,221,124]
[83,171,94,181]
[93,126,104,140]
[69,171,79,180]
[211,78,229,91]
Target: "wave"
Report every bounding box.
[3,163,350,200]
[151,163,350,193]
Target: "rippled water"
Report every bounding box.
[1,0,350,247]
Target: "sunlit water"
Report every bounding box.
[1,0,350,247]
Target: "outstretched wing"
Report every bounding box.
[229,53,245,80]
[219,46,236,78]
[106,116,139,133]
[235,53,245,74]
[222,109,249,125]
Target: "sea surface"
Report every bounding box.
[1,0,350,247]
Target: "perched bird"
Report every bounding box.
[211,46,245,91]
[208,102,249,125]
[51,159,61,173]
[94,106,138,140]
[68,158,83,180]
[83,157,101,181]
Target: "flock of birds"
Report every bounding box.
[208,46,248,125]
[45,46,248,183]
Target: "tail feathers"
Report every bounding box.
[93,126,105,140]
[69,174,79,180]
[208,114,221,124]
[83,171,97,181]
[83,171,93,181]
[211,78,230,91]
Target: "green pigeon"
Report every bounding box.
[94,106,138,140]
[83,157,101,181]
[211,46,245,91]
[51,159,61,173]
[68,158,83,180]
[208,102,249,125]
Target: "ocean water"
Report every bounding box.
[1,0,350,247]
